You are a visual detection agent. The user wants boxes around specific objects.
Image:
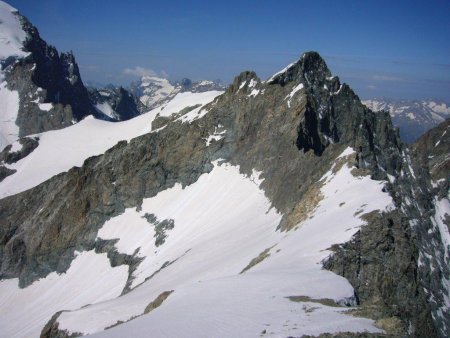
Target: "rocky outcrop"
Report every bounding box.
[0,136,39,164]
[412,118,450,181]
[88,86,143,121]
[1,10,96,139]
[1,52,448,336]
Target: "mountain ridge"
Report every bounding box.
[1,50,447,337]
[0,3,448,337]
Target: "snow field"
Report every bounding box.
[0,81,20,150]
[0,251,128,338]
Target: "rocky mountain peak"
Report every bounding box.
[228,70,259,93]
[0,17,448,335]
[0,4,96,148]
[267,51,332,87]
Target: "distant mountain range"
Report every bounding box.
[362,98,450,143]
[128,76,224,110]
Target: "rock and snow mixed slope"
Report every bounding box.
[0,45,449,338]
[88,86,144,122]
[363,98,450,143]
[0,1,29,149]
[0,0,97,151]
[57,152,393,337]
[1,151,394,337]
[0,90,222,198]
[412,119,450,326]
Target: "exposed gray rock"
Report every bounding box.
[412,118,450,182]
[142,213,175,247]
[40,311,81,338]
[1,51,448,337]
[0,136,39,164]
[0,165,15,182]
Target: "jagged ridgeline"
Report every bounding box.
[0,5,448,334]
[2,10,96,137]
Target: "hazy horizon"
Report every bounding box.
[8,0,450,101]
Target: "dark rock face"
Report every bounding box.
[0,165,15,182]
[142,213,175,247]
[412,118,450,181]
[2,11,96,139]
[19,15,95,121]
[0,52,448,337]
[323,210,437,337]
[88,86,142,121]
[0,136,39,164]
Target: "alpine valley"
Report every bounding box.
[0,2,449,338]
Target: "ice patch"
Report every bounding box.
[285,82,304,108]
[204,126,226,146]
[248,79,257,88]
[248,89,260,97]
[38,102,53,112]
[9,139,22,152]
[336,146,355,159]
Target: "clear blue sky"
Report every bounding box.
[7,0,450,101]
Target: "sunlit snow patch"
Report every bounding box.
[0,250,128,338]
[0,1,29,60]
[285,82,304,108]
[0,81,20,151]
[204,124,226,146]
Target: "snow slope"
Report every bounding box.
[0,0,29,150]
[0,1,28,60]
[94,102,115,119]
[0,81,20,150]
[37,149,394,337]
[0,251,128,338]
[0,90,222,198]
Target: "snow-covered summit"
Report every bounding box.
[129,76,177,110]
[0,0,28,61]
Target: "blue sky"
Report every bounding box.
[8,0,450,101]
